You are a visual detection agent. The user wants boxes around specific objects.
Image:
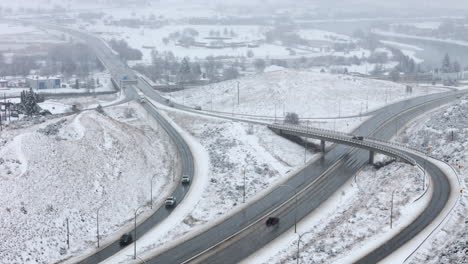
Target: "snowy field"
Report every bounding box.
[391,22,442,30]
[101,107,319,263]
[245,159,428,264]
[0,103,177,264]
[36,92,120,115]
[0,22,66,53]
[396,95,468,264]
[168,69,445,119]
[85,22,369,63]
[298,29,352,42]
[90,24,282,62]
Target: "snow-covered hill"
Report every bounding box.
[169,69,444,119]
[397,96,468,264]
[0,106,175,263]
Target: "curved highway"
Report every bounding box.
[29,20,465,264]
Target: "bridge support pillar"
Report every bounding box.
[369,150,374,164]
[320,140,326,152]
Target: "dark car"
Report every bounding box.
[352,136,364,140]
[119,233,133,247]
[266,217,279,226]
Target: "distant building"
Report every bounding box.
[0,79,8,88]
[26,76,62,90]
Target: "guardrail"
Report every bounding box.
[268,123,417,165]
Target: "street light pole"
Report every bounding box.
[338,99,341,118]
[96,205,104,248]
[172,159,175,182]
[423,157,426,191]
[280,184,298,233]
[297,231,313,264]
[150,174,157,209]
[243,169,246,203]
[390,190,396,229]
[134,205,146,260]
[237,81,240,105]
[274,104,277,123]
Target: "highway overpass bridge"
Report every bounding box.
[268,123,418,165]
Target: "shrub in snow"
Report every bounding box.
[96,104,104,114]
[124,108,135,119]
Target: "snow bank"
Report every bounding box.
[0,105,175,264]
[395,96,468,264]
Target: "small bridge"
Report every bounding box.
[268,123,417,166]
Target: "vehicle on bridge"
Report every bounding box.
[119,233,133,247]
[352,135,364,140]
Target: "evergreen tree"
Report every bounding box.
[191,63,202,80]
[442,53,451,73]
[178,57,191,84]
[453,61,461,73]
[390,67,401,82]
[24,88,37,116]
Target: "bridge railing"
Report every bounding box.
[270,123,426,155]
[268,123,417,165]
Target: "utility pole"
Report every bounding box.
[134,205,146,260]
[150,175,157,209]
[243,169,246,203]
[280,185,298,233]
[390,190,396,229]
[66,218,70,249]
[96,205,104,248]
[237,81,240,105]
[274,104,277,123]
[366,91,369,112]
[304,140,307,164]
[338,100,341,118]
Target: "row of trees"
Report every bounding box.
[109,39,143,61]
[0,43,103,77]
[133,49,244,84]
[0,54,39,76]
[441,53,462,73]
[41,43,103,77]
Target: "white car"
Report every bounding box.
[181,175,190,184]
[165,196,176,207]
